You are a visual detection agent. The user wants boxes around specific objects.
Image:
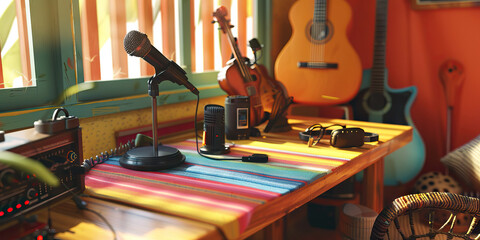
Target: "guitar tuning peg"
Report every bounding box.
[211,20,216,24]
[229,25,234,28]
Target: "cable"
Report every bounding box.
[47,206,56,238]
[83,208,117,240]
[194,95,268,163]
[81,141,133,173]
[61,182,117,240]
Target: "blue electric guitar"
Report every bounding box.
[350,0,425,186]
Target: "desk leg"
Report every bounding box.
[361,158,384,213]
[264,218,285,240]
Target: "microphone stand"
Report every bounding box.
[119,69,185,171]
[149,72,162,157]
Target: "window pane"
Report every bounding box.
[79,0,177,81]
[0,0,31,89]
[192,0,255,73]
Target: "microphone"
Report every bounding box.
[201,104,229,155]
[123,30,199,95]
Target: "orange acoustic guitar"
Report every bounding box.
[275,0,362,105]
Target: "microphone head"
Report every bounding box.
[123,30,152,58]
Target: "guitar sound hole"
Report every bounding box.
[306,21,333,44]
[367,92,387,111]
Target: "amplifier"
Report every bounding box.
[0,127,84,224]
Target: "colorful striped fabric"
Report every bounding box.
[84,137,355,239]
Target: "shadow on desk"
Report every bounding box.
[36,197,223,240]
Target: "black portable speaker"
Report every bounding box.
[200,104,230,155]
[225,96,250,140]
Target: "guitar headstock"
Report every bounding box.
[439,59,465,107]
[213,6,231,33]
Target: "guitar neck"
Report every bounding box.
[370,0,389,93]
[313,0,327,23]
[224,23,253,83]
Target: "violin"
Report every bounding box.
[213,6,265,127]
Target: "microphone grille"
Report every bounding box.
[123,30,152,57]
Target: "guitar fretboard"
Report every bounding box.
[371,0,389,93]
[313,0,327,23]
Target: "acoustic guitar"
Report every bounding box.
[275,0,362,105]
[350,0,425,186]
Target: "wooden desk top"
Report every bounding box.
[22,116,412,240]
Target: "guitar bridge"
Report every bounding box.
[298,62,338,69]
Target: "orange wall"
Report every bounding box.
[272,0,480,180]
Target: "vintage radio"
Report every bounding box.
[0,127,84,224]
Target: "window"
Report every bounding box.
[0,0,271,131]
[0,0,59,112]
[192,0,256,72]
[0,0,31,89]
[79,0,258,79]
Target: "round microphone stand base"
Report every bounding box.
[120,145,185,171]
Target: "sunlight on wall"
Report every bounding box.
[80,95,225,159]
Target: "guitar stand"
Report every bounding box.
[120,71,185,171]
[264,93,293,133]
[250,127,261,137]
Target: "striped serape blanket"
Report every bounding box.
[85,139,352,239]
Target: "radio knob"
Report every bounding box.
[0,169,19,188]
[67,150,77,162]
[26,188,38,200]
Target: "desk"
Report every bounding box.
[40,116,412,239]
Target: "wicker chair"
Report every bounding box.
[370,192,480,240]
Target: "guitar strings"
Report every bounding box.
[320,0,327,62]
[311,0,327,67]
[311,0,318,64]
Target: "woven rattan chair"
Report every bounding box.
[370,192,480,240]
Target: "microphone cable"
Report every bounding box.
[193,94,268,163]
[61,182,117,240]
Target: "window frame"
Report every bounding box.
[0,0,60,111]
[0,0,272,131]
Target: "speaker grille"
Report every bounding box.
[203,104,225,151]
[204,105,225,124]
